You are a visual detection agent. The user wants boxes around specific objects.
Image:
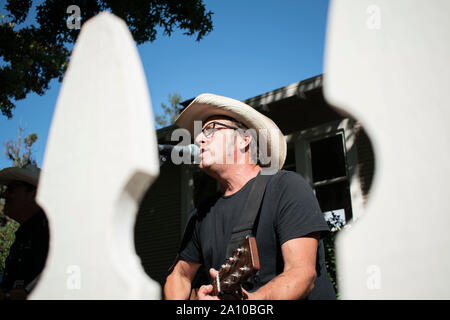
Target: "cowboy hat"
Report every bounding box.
[0,164,40,187]
[175,93,287,169]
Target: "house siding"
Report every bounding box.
[134,163,182,288]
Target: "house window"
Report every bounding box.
[309,132,352,229]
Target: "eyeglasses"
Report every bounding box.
[201,121,241,138]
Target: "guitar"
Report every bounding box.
[212,236,260,300]
[189,236,260,300]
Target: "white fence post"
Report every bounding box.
[30,12,160,299]
[324,0,450,298]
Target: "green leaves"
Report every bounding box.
[324,231,339,296]
[0,212,20,275]
[0,21,69,118]
[5,0,32,24]
[1,0,214,118]
[155,92,184,127]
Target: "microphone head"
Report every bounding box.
[188,144,200,158]
[158,143,200,165]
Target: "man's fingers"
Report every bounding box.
[196,269,220,300]
[8,289,28,300]
[198,284,213,295]
[197,285,218,300]
[209,268,219,279]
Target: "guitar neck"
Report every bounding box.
[211,236,260,299]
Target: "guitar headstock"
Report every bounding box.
[212,236,260,299]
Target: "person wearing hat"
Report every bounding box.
[0,164,49,300]
[164,93,336,300]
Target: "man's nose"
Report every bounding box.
[195,131,206,145]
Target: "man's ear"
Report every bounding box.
[238,132,252,152]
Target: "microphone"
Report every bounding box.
[158,144,200,157]
[158,144,200,166]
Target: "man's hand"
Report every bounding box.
[0,288,28,300]
[197,284,219,300]
[197,268,254,300]
[9,288,28,300]
[197,268,219,300]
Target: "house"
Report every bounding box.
[134,74,375,289]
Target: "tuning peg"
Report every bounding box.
[227,256,237,264]
[236,247,245,255]
[239,266,250,273]
[221,263,231,271]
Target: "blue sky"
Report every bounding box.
[0,0,330,169]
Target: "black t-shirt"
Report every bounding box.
[1,210,49,292]
[179,170,336,300]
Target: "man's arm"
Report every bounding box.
[164,259,201,300]
[248,233,319,300]
[197,232,319,300]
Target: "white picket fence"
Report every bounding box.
[31,12,160,299]
[324,0,450,299]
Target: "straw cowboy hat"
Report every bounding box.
[0,164,41,187]
[175,93,287,169]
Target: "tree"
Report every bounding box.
[0,0,214,118]
[155,92,184,128]
[323,210,346,297]
[4,125,38,167]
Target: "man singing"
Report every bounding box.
[164,93,335,300]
